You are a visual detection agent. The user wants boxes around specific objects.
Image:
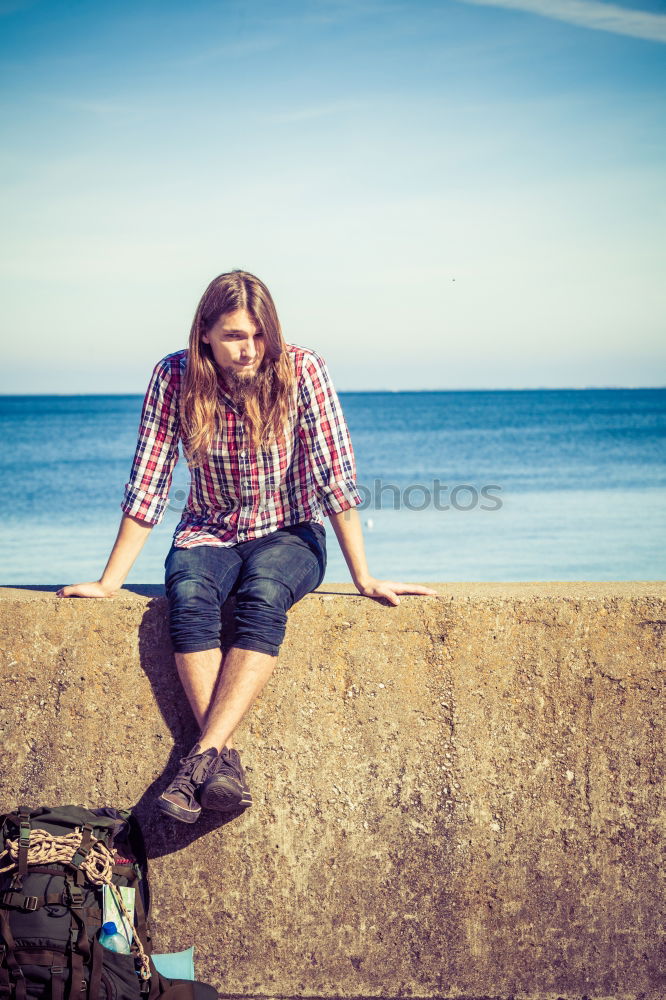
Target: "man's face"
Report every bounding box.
[202,308,265,383]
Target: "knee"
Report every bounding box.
[166,575,218,611]
[236,577,292,616]
[233,578,291,649]
[166,576,222,653]
[255,577,293,608]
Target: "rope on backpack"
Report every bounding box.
[0,827,151,981]
[0,829,113,882]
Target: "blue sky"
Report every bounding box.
[1,0,664,391]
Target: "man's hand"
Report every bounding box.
[356,578,439,606]
[56,581,118,599]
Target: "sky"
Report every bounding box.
[1,0,665,392]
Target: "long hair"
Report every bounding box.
[181,270,295,463]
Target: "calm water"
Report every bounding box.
[0,389,664,584]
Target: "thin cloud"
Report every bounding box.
[302,0,407,22]
[269,99,368,124]
[454,0,666,43]
[178,35,284,67]
[47,97,150,115]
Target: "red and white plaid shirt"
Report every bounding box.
[121,345,362,547]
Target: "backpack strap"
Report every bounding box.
[69,950,86,1000]
[88,937,104,1000]
[10,810,31,891]
[0,892,40,913]
[0,913,26,1000]
[148,961,167,1000]
[10,951,67,967]
[0,946,11,1000]
[71,825,94,888]
[0,890,72,912]
[49,964,65,1000]
[63,878,90,1000]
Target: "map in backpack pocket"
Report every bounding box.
[102,884,136,947]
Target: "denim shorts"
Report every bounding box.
[164,521,327,657]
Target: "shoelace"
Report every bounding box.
[214,749,242,783]
[167,751,214,795]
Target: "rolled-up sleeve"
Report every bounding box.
[121,357,181,526]
[298,352,363,516]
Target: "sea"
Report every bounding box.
[0,389,664,586]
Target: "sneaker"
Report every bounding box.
[157,744,218,823]
[199,747,253,813]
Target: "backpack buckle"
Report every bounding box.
[1,890,39,911]
[2,891,40,911]
[65,884,85,908]
[71,824,93,869]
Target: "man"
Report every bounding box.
[57,270,437,823]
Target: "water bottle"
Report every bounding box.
[99,921,131,954]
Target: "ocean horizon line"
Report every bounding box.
[1,385,665,398]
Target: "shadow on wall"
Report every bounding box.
[129,596,242,860]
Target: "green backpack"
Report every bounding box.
[0,806,217,1000]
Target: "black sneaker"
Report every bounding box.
[157,744,218,823]
[199,747,253,813]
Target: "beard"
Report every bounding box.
[218,362,272,410]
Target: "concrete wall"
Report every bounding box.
[0,583,664,1000]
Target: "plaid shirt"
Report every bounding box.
[121,345,362,547]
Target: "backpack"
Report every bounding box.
[0,806,217,1000]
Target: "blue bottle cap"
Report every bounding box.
[102,922,118,935]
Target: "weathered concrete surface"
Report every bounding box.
[0,583,664,1000]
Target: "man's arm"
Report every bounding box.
[328,507,439,606]
[57,356,180,599]
[56,513,153,598]
[297,352,438,605]
[297,352,363,517]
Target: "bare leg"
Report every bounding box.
[200,646,278,752]
[174,647,223,730]
[174,645,278,752]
